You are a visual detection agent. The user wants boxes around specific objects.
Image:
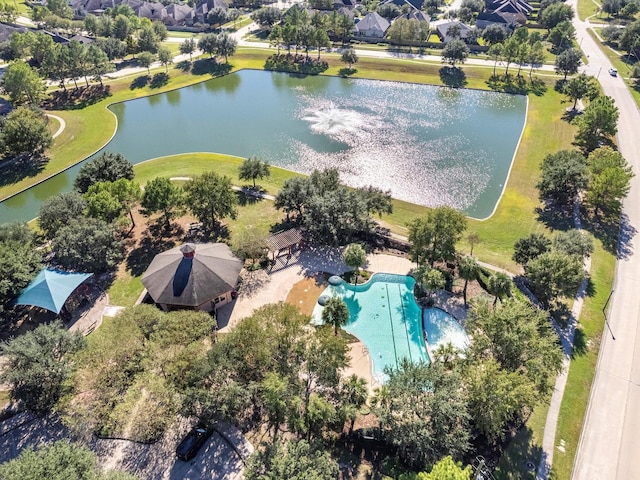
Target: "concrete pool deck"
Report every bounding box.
[216,247,468,391]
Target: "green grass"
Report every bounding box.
[165,31,199,39]
[550,244,616,479]
[0,0,30,16]
[0,390,9,410]
[577,0,601,20]
[495,402,550,479]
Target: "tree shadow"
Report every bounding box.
[0,155,47,188]
[486,73,547,95]
[439,66,467,88]
[150,72,169,89]
[570,327,588,358]
[125,229,178,277]
[561,107,581,122]
[177,59,192,72]
[130,75,150,90]
[535,203,575,232]
[235,191,261,207]
[554,79,567,92]
[582,212,635,258]
[339,67,357,77]
[191,58,233,76]
[492,424,542,480]
[41,85,111,110]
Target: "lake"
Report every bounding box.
[0,70,527,223]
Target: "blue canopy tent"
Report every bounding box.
[14,268,93,314]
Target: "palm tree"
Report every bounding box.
[487,271,512,307]
[341,374,368,434]
[343,243,367,285]
[458,256,479,308]
[322,297,349,335]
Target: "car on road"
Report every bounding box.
[176,424,213,461]
[609,68,618,77]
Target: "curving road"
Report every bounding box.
[568,0,640,478]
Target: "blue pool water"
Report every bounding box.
[312,273,469,382]
[423,308,470,352]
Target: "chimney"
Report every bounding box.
[180,243,196,259]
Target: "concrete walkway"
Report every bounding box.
[46,114,66,139]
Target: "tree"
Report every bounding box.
[466,299,563,396]
[343,243,367,284]
[261,372,290,439]
[137,25,160,53]
[441,39,470,66]
[548,21,576,52]
[214,32,237,63]
[137,50,154,74]
[207,6,229,26]
[513,233,551,265]
[245,439,339,480]
[0,107,52,158]
[274,176,309,221]
[1,61,46,106]
[0,321,85,414]
[458,256,479,307]
[482,24,508,45]
[536,150,588,207]
[541,2,574,29]
[198,33,218,58]
[239,156,271,188]
[501,37,519,75]
[421,456,473,479]
[322,296,350,335]
[140,176,183,229]
[251,6,282,28]
[0,226,42,314]
[157,46,172,72]
[86,44,113,86]
[0,441,138,480]
[341,47,358,70]
[564,73,598,109]
[46,0,73,17]
[179,37,196,61]
[585,146,633,218]
[553,229,594,258]
[574,95,619,152]
[408,206,467,266]
[619,20,640,60]
[183,171,238,232]
[112,14,131,41]
[487,271,512,306]
[525,251,585,305]
[488,43,503,76]
[464,358,536,443]
[74,152,135,193]
[340,374,368,434]
[96,37,127,61]
[528,40,545,78]
[52,218,124,272]
[377,360,470,470]
[84,178,141,229]
[555,48,581,80]
[38,192,87,240]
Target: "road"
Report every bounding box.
[569,0,640,478]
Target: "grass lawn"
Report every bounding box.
[0,0,30,16]
[578,0,601,20]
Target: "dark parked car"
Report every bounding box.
[176,424,213,461]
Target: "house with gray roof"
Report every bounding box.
[475,10,520,30]
[435,20,472,43]
[355,12,390,38]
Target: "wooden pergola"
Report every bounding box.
[265,228,304,263]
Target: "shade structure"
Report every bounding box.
[14,268,93,314]
[141,243,243,308]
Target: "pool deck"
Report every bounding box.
[216,247,468,391]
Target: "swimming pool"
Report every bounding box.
[312,273,469,382]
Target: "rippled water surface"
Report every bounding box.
[0,70,527,222]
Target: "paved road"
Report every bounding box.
[570,0,640,478]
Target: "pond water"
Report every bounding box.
[0,70,527,223]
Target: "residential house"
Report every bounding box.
[355,12,390,38]
[475,10,521,30]
[435,20,472,43]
